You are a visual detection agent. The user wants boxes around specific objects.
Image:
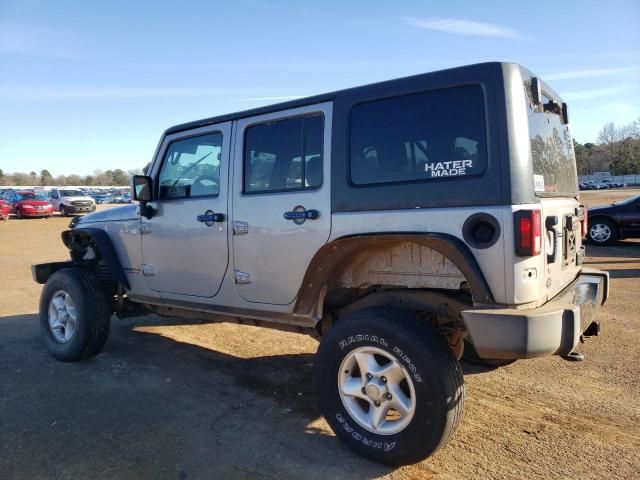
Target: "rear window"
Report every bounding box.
[350,85,487,186]
[524,84,578,196]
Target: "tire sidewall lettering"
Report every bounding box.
[337,333,423,384]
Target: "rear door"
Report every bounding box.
[231,103,332,305]
[620,196,640,236]
[525,86,581,300]
[140,123,231,297]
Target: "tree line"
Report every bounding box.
[1,118,639,185]
[575,118,640,175]
[0,168,141,187]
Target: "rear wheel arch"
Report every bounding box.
[294,232,495,319]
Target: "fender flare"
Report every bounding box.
[60,227,130,290]
[293,232,494,316]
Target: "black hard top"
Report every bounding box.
[164,61,512,135]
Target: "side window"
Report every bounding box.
[350,85,487,185]
[158,132,223,200]
[244,114,324,193]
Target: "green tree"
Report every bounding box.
[111,169,128,185]
[40,169,53,185]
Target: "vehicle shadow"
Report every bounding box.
[605,268,640,279]
[584,241,640,259]
[0,313,411,480]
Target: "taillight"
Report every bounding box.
[581,206,588,237]
[514,209,542,256]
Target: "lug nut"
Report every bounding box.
[385,393,392,401]
[365,373,373,380]
[381,376,387,384]
[374,400,380,407]
[361,387,367,395]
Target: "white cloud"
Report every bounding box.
[544,65,640,81]
[402,17,527,40]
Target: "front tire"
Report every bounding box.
[588,219,617,245]
[59,205,68,216]
[40,268,111,361]
[314,307,464,466]
[15,208,22,219]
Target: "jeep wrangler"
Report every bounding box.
[33,62,608,466]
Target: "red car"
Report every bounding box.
[0,197,10,220]
[2,190,54,218]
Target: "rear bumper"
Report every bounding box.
[462,268,609,359]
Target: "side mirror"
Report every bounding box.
[132,175,152,202]
[132,175,155,219]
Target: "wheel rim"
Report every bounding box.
[589,223,611,243]
[338,346,416,436]
[48,290,78,343]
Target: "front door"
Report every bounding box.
[231,103,332,305]
[141,123,231,297]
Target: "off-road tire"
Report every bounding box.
[588,218,617,246]
[40,268,111,362]
[462,339,515,367]
[314,307,464,466]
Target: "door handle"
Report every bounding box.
[197,211,225,223]
[283,208,319,221]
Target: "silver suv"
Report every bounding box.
[33,62,608,466]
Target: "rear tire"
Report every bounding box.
[40,268,111,361]
[314,307,464,466]
[588,219,617,246]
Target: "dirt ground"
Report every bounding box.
[1,191,639,480]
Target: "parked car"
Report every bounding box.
[48,188,97,216]
[587,194,640,245]
[111,193,125,203]
[0,197,10,220]
[93,192,113,204]
[582,180,606,190]
[32,62,608,466]
[2,190,53,218]
[600,179,627,189]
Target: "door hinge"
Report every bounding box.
[234,270,251,284]
[233,221,248,235]
[142,264,155,276]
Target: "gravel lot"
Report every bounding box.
[1,191,639,479]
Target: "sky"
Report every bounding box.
[1,0,639,176]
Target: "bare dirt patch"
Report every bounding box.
[1,195,639,479]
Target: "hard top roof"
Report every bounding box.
[165,61,517,135]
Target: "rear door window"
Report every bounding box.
[350,85,487,185]
[244,114,324,194]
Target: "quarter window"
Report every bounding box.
[350,85,487,185]
[158,132,223,200]
[244,114,324,193]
